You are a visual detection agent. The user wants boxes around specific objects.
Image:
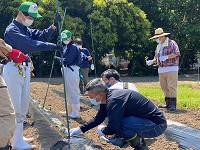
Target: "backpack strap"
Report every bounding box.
[123,82,129,89]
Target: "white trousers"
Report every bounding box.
[63,65,80,104]
[3,62,31,123]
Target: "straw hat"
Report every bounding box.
[149,28,170,40]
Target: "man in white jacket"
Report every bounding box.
[101,69,138,92]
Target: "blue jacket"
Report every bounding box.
[63,41,79,66]
[79,48,91,68]
[4,20,56,55]
[80,89,167,135]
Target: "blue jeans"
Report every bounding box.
[118,116,167,140]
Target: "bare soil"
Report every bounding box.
[26,76,200,150]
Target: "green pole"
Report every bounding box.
[90,19,97,77]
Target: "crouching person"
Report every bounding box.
[69,78,167,149]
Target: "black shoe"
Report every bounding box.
[134,138,148,150]
[127,135,148,150]
[107,135,126,148]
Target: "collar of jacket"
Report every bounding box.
[13,19,28,30]
[66,41,74,48]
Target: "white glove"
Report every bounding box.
[97,125,106,136]
[159,56,168,61]
[70,127,82,136]
[146,60,153,66]
[100,135,109,142]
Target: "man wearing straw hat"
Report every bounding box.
[146,28,180,111]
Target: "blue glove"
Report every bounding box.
[54,10,62,28]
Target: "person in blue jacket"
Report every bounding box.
[3,1,61,149]
[74,38,92,94]
[69,78,167,150]
[59,30,81,119]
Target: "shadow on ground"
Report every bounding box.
[30,99,104,150]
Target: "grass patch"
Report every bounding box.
[136,82,200,108]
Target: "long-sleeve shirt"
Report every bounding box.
[63,42,79,66]
[154,37,180,68]
[80,89,167,135]
[4,20,56,55]
[79,48,91,68]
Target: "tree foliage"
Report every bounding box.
[89,0,151,58]
[0,0,199,76]
[131,0,200,71]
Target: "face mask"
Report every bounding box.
[156,39,161,44]
[106,82,111,88]
[90,98,101,106]
[77,45,82,49]
[90,93,102,106]
[22,18,34,27]
[63,40,70,45]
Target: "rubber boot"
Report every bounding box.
[126,134,148,150]
[169,98,176,111]
[158,97,170,109]
[68,104,80,118]
[11,122,36,150]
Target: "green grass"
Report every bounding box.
[136,82,200,108]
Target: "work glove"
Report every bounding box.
[159,56,168,61]
[146,60,153,66]
[54,10,62,28]
[69,127,82,136]
[7,48,28,63]
[97,125,106,136]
